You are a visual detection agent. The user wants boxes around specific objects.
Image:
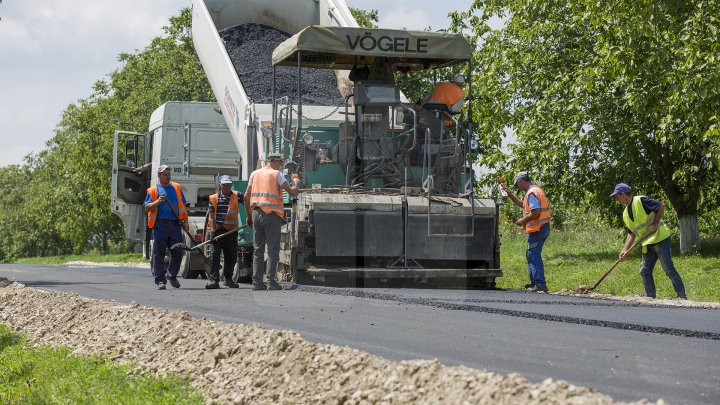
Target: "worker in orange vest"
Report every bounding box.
[206,175,243,290]
[426,74,466,114]
[499,172,552,292]
[144,165,189,290]
[244,153,301,291]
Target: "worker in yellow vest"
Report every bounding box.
[144,165,189,290]
[500,172,552,292]
[244,153,300,291]
[611,183,686,299]
[205,175,243,290]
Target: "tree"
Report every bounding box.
[452,0,720,253]
[349,8,379,29]
[0,7,212,261]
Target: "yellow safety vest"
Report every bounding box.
[622,195,670,253]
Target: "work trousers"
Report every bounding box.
[640,237,686,298]
[152,220,183,285]
[209,228,238,282]
[252,209,283,284]
[526,223,550,289]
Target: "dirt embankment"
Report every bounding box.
[0,281,661,404]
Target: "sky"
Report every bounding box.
[0,0,474,167]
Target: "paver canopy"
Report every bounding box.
[272,26,471,69]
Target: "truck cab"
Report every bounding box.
[111,101,241,278]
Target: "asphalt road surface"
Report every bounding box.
[2,264,719,405]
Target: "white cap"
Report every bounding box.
[453,74,465,84]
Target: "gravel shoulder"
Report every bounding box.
[64,261,150,268]
[0,280,660,404]
[554,289,720,309]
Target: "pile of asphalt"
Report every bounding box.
[220,23,343,106]
[0,283,659,404]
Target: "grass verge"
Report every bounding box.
[0,323,203,404]
[498,223,720,302]
[15,253,145,265]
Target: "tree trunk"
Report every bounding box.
[678,214,700,255]
[648,145,701,255]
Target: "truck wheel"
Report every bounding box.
[179,250,193,278]
[234,262,252,284]
[233,249,253,284]
[180,233,203,279]
[147,240,155,276]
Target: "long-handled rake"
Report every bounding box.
[573,231,655,294]
[170,225,247,253]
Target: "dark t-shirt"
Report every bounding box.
[626,196,662,234]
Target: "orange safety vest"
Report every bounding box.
[207,191,240,231]
[523,185,551,233]
[427,82,465,113]
[146,182,188,229]
[249,166,285,218]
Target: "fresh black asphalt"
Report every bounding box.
[1,264,718,405]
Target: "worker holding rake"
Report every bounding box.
[611,183,687,299]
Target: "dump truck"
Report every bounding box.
[190,0,501,288]
[111,101,242,279]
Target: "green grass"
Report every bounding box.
[0,324,203,404]
[497,223,720,302]
[16,253,145,265]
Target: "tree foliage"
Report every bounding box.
[0,8,212,261]
[451,0,720,249]
[349,8,379,29]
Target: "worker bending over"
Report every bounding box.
[611,183,686,299]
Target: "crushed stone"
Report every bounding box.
[555,290,720,309]
[65,261,150,269]
[0,283,662,404]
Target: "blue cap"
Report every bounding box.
[218,175,233,184]
[610,183,631,197]
[157,164,172,173]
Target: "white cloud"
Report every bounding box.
[380,7,432,30]
[0,146,37,167]
[0,0,473,167]
[0,0,191,167]
[0,16,39,54]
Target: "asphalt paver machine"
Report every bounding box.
[268,26,501,288]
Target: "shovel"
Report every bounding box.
[574,231,655,294]
[171,225,247,253]
[159,197,209,260]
